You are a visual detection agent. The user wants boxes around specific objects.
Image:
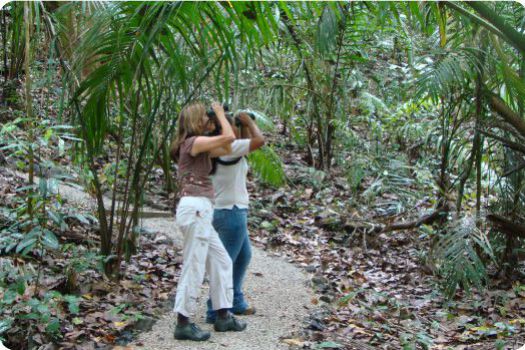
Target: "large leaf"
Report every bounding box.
[316,4,338,55]
[43,229,60,250]
[248,146,286,187]
[16,237,37,254]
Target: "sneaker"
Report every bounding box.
[233,306,256,316]
[174,323,211,341]
[214,314,247,332]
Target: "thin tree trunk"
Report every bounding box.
[123,91,164,262]
[457,39,485,213]
[282,17,325,169]
[2,9,7,83]
[24,2,34,219]
[108,105,124,239]
[456,138,477,213]
[316,122,325,169]
[9,4,24,81]
[438,99,450,208]
[71,99,111,258]
[161,140,173,193]
[325,12,346,170]
[115,92,141,270]
[475,137,482,216]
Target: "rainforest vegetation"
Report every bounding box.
[0,1,525,349]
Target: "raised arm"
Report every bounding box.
[238,112,265,152]
[191,102,235,157]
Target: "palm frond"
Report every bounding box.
[430,216,495,298]
[248,146,286,187]
[416,48,482,101]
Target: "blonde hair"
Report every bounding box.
[170,102,207,162]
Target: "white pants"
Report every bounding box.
[174,196,233,317]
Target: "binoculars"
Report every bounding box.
[206,103,231,119]
[206,104,256,127]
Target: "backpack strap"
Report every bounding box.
[209,156,244,175]
[216,157,243,166]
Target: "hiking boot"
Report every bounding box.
[214,314,247,332]
[207,307,254,323]
[205,314,216,324]
[174,323,211,341]
[233,306,256,316]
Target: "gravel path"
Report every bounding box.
[14,171,313,350]
[134,211,313,349]
[133,233,311,350]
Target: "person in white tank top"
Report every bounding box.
[206,112,265,323]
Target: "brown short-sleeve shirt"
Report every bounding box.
[177,136,214,200]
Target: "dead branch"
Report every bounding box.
[486,214,525,239]
[502,161,525,177]
[344,209,447,236]
[105,209,173,219]
[479,129,525,155]
[488,93,525,138]
[380,210,445,233]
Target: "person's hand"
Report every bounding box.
[237,112,253,126]
[211,102,224,115]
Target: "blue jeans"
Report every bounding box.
[206,206,252,321]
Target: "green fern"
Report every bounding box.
[430,216,495,299]
[248,146,286,188]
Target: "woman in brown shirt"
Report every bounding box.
[170,102,247,341]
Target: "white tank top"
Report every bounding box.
[211,139,251,209]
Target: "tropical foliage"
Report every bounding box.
[0,1,524,348]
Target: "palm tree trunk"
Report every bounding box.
[161,139,173,193]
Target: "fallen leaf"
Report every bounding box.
[282,338,305,346]
[113,321,128,330]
